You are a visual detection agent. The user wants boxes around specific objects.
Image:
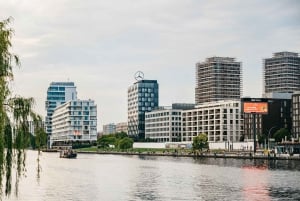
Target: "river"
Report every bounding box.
[3,150,300,201]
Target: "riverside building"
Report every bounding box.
[263,52,300,95]
[116,122,128,133]
[127,79,159,139]
[241,97,292,142]
[292,92,300,138]
[45,82,77,136]
[182,100,243,142]
[195,57,242,104]
[145,103,195,142]
[103,123,116,135]
[50,99,97,147]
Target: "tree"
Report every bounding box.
[192,133,209,151]
[118,137,133,150]
[115,131,127,139]
[28,115,47,150]
[33,115,47,151]
[0,17,41,197]
[273,128,291,142]
[97,135,117,148]
[257,133,265,145]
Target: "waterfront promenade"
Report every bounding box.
[72,149,300,160]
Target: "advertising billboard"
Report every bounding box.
[243,102,268,114]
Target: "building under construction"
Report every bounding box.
[195,57,242,105]
[264,52,300,94]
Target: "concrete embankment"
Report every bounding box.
[76,150,300,160]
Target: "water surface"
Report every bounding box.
[3,150,300,201]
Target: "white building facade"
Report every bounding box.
[50,99,97,147]
[145,107,183,142]
[182,100,243,142]
[45,82,77,136]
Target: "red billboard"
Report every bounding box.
[243,102,268,114]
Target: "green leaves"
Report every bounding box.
[97,132,133,150]
[273,128,291,142]
[0,17,20,79]
[192,133,209,151]
[0,17,42,197]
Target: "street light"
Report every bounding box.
[268,126,277,150]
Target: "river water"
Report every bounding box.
[3,150,300,201]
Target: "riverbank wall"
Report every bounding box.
[76,150,300,160]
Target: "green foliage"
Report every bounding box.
[257,134,265,145]
[33,115,47,150]
[97,135,117,148]
[192,133,209,151]
[115,131,127,139]
[118,137,133,150]
[273,128,291,142]
[0,17,43,197]
[97,132,133,149]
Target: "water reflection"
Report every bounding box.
[193,157,300,171]
[134,164,160,200]
[242,165,270,201]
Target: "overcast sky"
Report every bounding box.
[1,0,299,130]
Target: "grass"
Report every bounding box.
[76,146,190,154]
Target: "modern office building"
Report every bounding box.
[145,104,195,142]
[103,123,116,135]
[241,97,292,141]
[182,100,243,142]
[45,82,77,136]
[195,57,242,104]
[292,92,300,138]
[50,99,97,147]
[128,79,159,139]
[263,52,300,95]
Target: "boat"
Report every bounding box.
[60,149,77,158]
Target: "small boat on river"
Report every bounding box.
[60,149,77,158]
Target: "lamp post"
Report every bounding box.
[268,126,277,150]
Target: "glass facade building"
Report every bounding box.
[45,82,77,136]
[128,80,159,139]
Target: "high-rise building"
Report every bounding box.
[45,82,77,136]
[128,79,159,139]
[263,52,300,95]
[50,99,97,147]
[195,57,242,104]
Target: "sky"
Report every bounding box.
[1,0,299,131]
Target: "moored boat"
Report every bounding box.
[60,149,77,158]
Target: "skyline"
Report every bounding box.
[1,0,299,129]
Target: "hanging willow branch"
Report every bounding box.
[0,17,42,198]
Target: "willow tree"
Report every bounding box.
[0,17,41,197]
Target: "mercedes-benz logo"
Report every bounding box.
[134,71,144,81]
